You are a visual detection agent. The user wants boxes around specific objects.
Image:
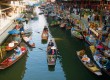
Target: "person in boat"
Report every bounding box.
[20,26,24,33]
[6,41,16,50]
[94,48,102,55]
[28,37,35,47]
[48,40,54,47]
[88,35,96,44]
[43,26,48,34]
[82,55,90,63]
[79,50,85,57]
[48,46,57,55]
[14,46,22,55]
[44,26,48,31]
[47,40,54,51]
[15,24,20,30]
[99,57,110,71]
[21,46,26,52]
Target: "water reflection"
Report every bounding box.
[48,65,55,71]
[41,39,48,44]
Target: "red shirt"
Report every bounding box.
[21,47,26,51]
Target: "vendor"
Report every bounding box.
[48,46,57,55]
[82,54,90,63]
[89,35,96,44]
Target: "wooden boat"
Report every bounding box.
[21,33,35,48]
[0,46,27,70]
[47,39,57,66]
[77,50,102,76]
[41,27,48,40]
[5,36,21,51]
[90,46,110,76]
[71,30,83,39]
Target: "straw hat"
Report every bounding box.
[51,46,56,49]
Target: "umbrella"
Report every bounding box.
[8,29,20,34]
[16,18,25,22]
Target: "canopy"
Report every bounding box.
[16,18,25,22]
[33,3,39,6]
[8,29,20,34]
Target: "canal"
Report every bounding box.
[0,7,109,80]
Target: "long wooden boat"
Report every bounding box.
[47,39,57,66]
[90,46,110,76]
[41,27,48,40]
[0,46,27,70]
[21,33,35,48]
[5,36,21,51]
[71,30,83,39]
[77,50,102,76]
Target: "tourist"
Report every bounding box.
[48,46,57,55]
[15,24,20,30]
[14,46,22,55]
[48,40,54,47]
[89,35,96,44]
